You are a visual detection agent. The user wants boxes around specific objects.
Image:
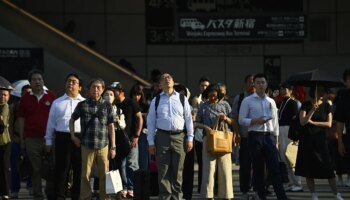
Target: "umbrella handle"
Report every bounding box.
[315,84,317,100]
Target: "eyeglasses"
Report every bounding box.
[67,79,79,85]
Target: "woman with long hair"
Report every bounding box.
[129,84,149,171]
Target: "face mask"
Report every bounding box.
[104,95,114,104]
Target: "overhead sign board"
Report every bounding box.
[175,15,306,41]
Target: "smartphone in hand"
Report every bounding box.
[263,116,273,122]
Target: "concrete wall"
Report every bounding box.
[1,0,350,97]
[0,26,91,95]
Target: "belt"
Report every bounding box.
[158,129,183,135]
[249,131,272,136]
[55,131,81,137]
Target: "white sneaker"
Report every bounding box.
[335,193,344,200]
[311,193,319,200]
[290,185,303,192]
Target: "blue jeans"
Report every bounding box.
[248,132,287,200]
[10,142,31,193]
[121,144,139,191]
[138,133,149,171]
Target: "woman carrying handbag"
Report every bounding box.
[195,84,238,200]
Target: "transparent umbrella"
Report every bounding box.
[0,76,14,91]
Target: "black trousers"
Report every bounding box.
[182,147,195,200]
[54,132,81,200]
[194,140,203,193]
[239,137,252,193]
[0,144,10,196]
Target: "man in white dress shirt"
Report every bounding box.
[239,73,288,200]
[45,73,85,200]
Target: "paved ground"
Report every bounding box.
[16,165,350,199]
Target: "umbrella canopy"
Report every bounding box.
[286,69,344,88]
[0,76,14,91]
[11,80,48,97]
[11,80,30,97]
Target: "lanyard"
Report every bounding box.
[278,97,291,120]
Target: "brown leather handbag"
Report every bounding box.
[207,117,233,154]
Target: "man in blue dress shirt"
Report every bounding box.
[147,73,194,200]
[239,73,288,200]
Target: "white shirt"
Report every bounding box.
[238,93,279,136]
[45,93,85,145]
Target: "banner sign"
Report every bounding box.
[176,15,306,41]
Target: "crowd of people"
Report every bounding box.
[0,68,349,200]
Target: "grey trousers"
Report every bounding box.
[25,138,45,198]
[155,130,186,200]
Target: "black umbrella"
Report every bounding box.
[0,76,14,90]
[286,69,344,88]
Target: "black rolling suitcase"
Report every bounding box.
[134,155,159,200]
[149,171,159,197]
[134,169,150,200]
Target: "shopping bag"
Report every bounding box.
[207,117,233,154]
[105,170,123,194]
[285,142,298,169]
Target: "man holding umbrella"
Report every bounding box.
[0,76,14,199]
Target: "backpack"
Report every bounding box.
[237,92,245,113]
[154,93,185,113]
[154,93,186,132]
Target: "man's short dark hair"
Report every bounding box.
[21,84,31,92]
[253,73,267,82]
[65,73,83,87]
[199,76,210,84]
[244,74,254,83]
[88,78,105,89]
[27,69,44,82]
[343,68,350,82]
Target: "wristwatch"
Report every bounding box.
[110,146,116,150]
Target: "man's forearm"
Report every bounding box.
[109,123,115,147]
[69,118,75,137]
